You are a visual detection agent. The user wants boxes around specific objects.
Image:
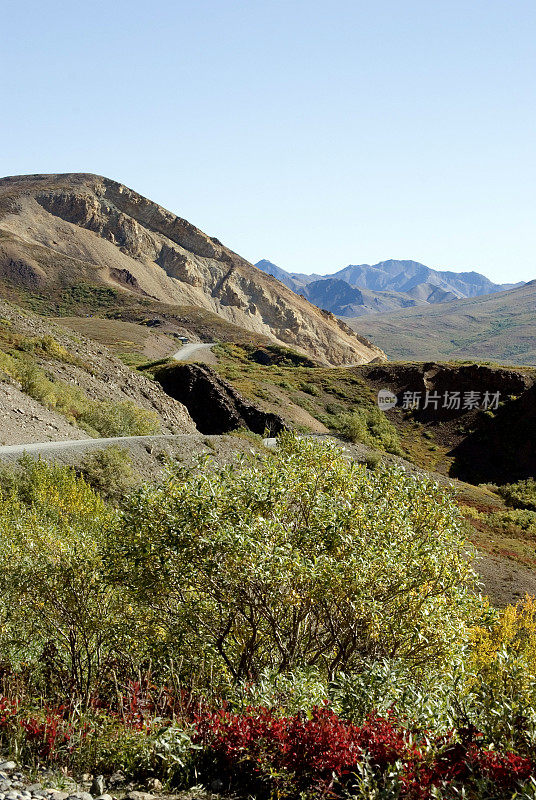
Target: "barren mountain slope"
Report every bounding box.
[0,174,384,366]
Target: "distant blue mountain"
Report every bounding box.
[255,259,523,317]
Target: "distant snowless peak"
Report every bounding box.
[255,258,525,319]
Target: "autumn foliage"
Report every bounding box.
[194,706,532,798]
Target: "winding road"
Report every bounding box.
[0,434,182,458]
[173,342,215,361]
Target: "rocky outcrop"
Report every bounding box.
[356,361,536,483]
[0,174,386,366]
[154,363,287,436]
[359,362,532,420]
[109,267,149,293]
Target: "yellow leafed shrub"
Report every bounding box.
[470,595,536,676]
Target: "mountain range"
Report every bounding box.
[0,174,384,366]
[256,258,522,317]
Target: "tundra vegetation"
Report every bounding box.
[206,343,536,572]
[0,437,536,798]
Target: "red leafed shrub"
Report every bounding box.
[353,711,411,769]
[0,699,71,761]
[403,743,532,800]
[466,746,531,787]
[194,706,533,799]
[19,714,66,758]
[0,697,18,727]
[194,706,412,795]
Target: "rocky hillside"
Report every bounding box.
[356,360,536,484]
[0,174,384,366]
[0,298,196,445]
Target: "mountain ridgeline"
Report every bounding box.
[256,258,521,317]
[0,174,384,366]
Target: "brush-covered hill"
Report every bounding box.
[0,297,196,445]
[347,280,536,365]
[0,174,384,366]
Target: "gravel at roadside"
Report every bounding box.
[0,761,218,800]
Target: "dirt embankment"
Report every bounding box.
[357,362,536,483]
[154,363,287,435]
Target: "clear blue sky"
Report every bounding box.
[1,0,535,282]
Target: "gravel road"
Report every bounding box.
[0,434,179,459]
[172,343,215,361]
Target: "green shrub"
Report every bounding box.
[229,667,329,715]
[253,385,272,400]
[292,395,316,414]
[325,401,345,415]
[0,454,52,503]
[229,427,264,447]
[110,435,480,688]
[65,714,197,780]
[15,334,80,364]
[0,460,127,703]
[338,406,404,455]
[330,657,465,731]
[247,343,316,367]
[79,446,140,502]
[498,478,536,512]
[137,356,172,371]
[300,381,320,396]
[79,400,160,438]
[364,453,381,470]
[18,363,60,405]
[487,508,536,534]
